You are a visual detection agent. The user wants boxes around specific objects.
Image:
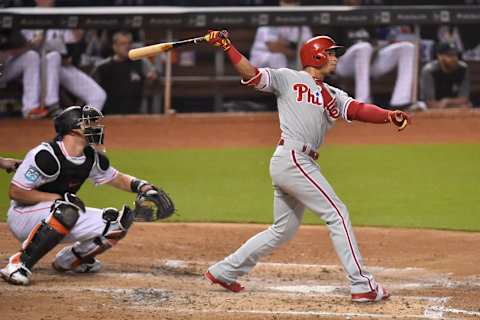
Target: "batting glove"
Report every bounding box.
[388,110,410,131]
[205,30,232,51]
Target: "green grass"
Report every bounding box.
[1,144,479,231]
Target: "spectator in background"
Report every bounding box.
[335,27,416,109]
[249,0,312,69]
[0,29,47,119]
[93,31,158,115]
[420,42,471,109]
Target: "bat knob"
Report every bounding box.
[219,30,229,39]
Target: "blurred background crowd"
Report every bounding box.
[1,0,480,118]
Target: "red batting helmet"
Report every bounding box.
[300,35,343,68]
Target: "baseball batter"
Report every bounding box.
[1,105,159,286]
[204,30,409,302]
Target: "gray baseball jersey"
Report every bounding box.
[259,68,352,149]
[208,67,379,295]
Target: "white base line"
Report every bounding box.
[424,297,448,319]
[162,259,428,273]
[163,308,459,320]
[429,306,480,317]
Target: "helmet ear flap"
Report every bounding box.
[314,52,328,67]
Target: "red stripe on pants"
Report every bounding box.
[291,150,373,291]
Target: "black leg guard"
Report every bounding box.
[20,203,80,270]
[20,221,65,270]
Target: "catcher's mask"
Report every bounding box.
[54,105,105,145]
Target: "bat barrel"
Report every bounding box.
[128,43,173,60]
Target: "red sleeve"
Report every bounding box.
[226,44,243,64]
[346,100,390,123]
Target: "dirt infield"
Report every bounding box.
[1,109,479,319]
[1,223,479,319]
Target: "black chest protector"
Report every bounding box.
[37,142,95,195]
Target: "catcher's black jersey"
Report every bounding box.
[37,142,96,195]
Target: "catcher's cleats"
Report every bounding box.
[134,188,175,222]
[0,253,32,286]
[73,258,102,273]
[52,246,103,273]
[351,284,391,303]
[204,270,244,293]
[52,257,102,274]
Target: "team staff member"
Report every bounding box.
[420,42,472,109]
[0,29,48,119]
[21,0,106,116]
[93,31,157,114]
[22,28,107,115]
[335,27,416,109]
[203,30,409,303]
[249,0,312,69]
[1,105,158,286]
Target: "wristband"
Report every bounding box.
[130,178,148,193]
[226,45,242,65]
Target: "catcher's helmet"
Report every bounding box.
[300,35,343,68]
[54,105,104,145]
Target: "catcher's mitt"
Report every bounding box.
[134,188,175,222]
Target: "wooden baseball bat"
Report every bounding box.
[128,30,229,61]
[128,35,207,61]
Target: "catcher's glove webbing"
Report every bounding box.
[134,188,175,222]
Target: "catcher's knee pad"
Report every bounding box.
[54,206,134,269]
[51,202,80,230]
[102,205,134,241]
[90,205,134,253]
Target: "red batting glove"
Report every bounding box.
[388,110,410,131]
[205,30,232,51]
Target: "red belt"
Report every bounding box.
[278,139,319,160]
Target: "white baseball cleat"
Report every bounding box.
[52,246,102,274]
[52,257,102,274]
[351,284,391,303]
[0,254,32,286]
[73,258,102,273]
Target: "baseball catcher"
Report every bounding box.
[204,30,409,302]
[1,105,174,286]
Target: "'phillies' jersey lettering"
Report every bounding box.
[325,102,339,118]
[317,82,340,119]
[293,83,321,106]
[293,82,340,118]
